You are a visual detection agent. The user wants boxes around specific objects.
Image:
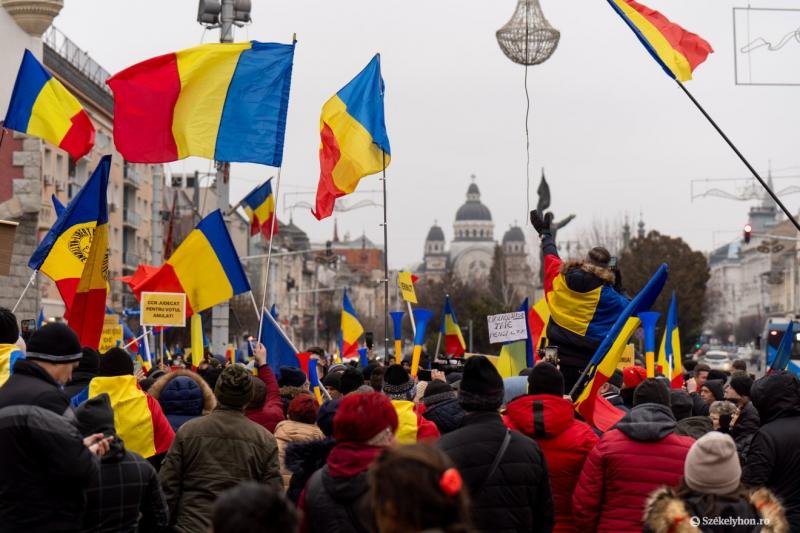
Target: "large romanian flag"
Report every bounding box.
[88,376,174,458]
[312,55,391,220]
[29,156,111,316]
[242,178,278,240]
[441,296,466,357]
[133,210,250,315]
[529,296,550,357]
[574,264,668,429]
[3,50,95,160]
[108,41,295,165]
[340,289,364,357]
[606,0,713,81]
[657,291,683,388]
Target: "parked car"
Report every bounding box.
[700,350,732,372]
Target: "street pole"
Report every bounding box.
[381,153,390,361]
[211,0,234,355]
[468,320,473,353]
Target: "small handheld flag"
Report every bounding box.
[657,291,683,388]
[340,289,364,357]
[242,179,278,240]
[4,50,95,159]
[441,297,466,357]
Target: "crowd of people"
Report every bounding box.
[0,303,799,533]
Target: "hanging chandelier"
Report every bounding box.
[496,0,560,65]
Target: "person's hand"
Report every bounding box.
[83,433,114,457]
[686,377,697,394]
[530,210,553,236]
[134,367,146,381]
[431,369,446,382]
[254,342,267,366]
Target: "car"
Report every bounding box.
[701,350,732,372]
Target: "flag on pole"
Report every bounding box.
[3,49,95,159]
[768,321,795,373]
[529,297,550,357]
[259,310,311,378]
[312,54,391,220]
[108,41,295,165]
[496,299,535,377]
[29,156,111,319]
[37,308,46,328]
[605,0,713,81]
[657,291,683,388]
[441,296,466,357]
[270,304,279,320]
[574,264,668,429]
[242,178,278,239]
[133,210,250,315]
[340,289,364,357]
[190,313,204,370]
[309,358,323,404]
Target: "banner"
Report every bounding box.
[398,271,418,303]
[98,324,123,352]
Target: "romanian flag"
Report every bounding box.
[190,313,204,370]
[529,297,550,356]
[657,291,683,388]
[309,358,323,404]
[606,0,713,82]
[88,375,174,458]
[574,264,668,430]
[259,310,311,379]
[225,344,236,366]
[29,156,111,316]
[312,55,391,220]
[133,210,250,315]
[242,178,278,239]
[0,344,25,387]
[340,289,364,357]
[108,41,295,165]
[441,296,466,357]
[3,49,95,160]
[496,299,536,377]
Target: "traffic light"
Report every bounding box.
[743,223,752,244]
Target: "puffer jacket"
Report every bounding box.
[438,410,554,533]
[742,372,800,531]
[0,405,98,532]
[274,419,325,489]
[159,406,281,533]
[504,394,599,533]
[0,359,71,416]
[285,438,336,503]
[643,486,789,533]
[244,365,285,433]
[148,369,216,431]
[572,403,694,532]
[421,395,465,435]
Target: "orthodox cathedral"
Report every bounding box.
[420,177,534,301]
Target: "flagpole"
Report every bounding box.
[257,167,283,344]
[381,152,390,362]
[124,328,150,349]
[675,80,800,232]
[12,270,37,313]
[249,291,261,323]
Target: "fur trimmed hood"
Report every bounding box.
[643,486,788,533]
[561,259,615,284]
[148,369,217,414]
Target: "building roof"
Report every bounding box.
[708,241,741,266]
[455,181,492,222]
[503,226,525,243]
[426,224,445,242]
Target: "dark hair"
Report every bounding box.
[518,368,533,377]
[212,481,299,533]
[683,360,698,373]
[339,366,365,395]
[369,365,385,392]
[370,443,471,533]
[0,307,19,344]
[732,359,748,372]
[694,363,711,374]
[587,246,611,268]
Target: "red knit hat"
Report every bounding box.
[288,394,319,424]
[623,366,647,389]
[333,392,398,443]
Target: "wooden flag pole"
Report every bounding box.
[675,80,800,232]
[257,167,283,344]
[12,270,37,313]
[381,152,390,362]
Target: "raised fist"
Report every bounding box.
[530,210,553,236]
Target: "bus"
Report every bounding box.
[764,319,800,373]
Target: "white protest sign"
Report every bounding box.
[487,311,528,344]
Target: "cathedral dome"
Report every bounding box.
[502,226,525,243]
[426,224,445,242]
[455,181,492,222]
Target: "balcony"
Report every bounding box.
[123,251,140,269]
[123,209,140,228]
[123,166,141,188]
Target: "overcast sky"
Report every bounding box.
[53,0,800,268]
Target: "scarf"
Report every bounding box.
[327,441,383,478]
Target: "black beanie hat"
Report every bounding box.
[278,367,307,388]
[77,347,100,374]
[362,362,380,381]
[316,398,341,437]
[340,366,365,395]
[707,370,728,384]
[670,389,694,420]
[215,365,254,409]
[322,369,343,391]
[459,356,504,412]
[422,379,456,407]
[0,307,19,344]
[702,379,725,401]
[99,347,134,377]
[633,378,670,407]
[528,362,564,396]
[26,323,82,363]
[729,374,753,398]
[382,364,415,400]
[75,393,116,437]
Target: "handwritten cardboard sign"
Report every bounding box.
[487,311,528,344]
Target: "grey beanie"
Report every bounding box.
[684,432,741,495]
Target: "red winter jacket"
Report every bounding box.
[504,394,598,533]
[246,365,285,434]
[572,403,694,532]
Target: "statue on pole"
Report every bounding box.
[536,170,575,285]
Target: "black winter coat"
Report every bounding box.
[304,465,374,533]
[422,396,465,434]
[284,437,336,504]
[0,359,71,415]
[731,400,760,465]
[742,372,800,531]
[438,411,554,533]
[0,405,98,532]
[64,369,97,400]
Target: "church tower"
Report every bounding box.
[502,225,534,301]
[423,222,447,281]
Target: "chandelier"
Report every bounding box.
[496,0,560,65]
